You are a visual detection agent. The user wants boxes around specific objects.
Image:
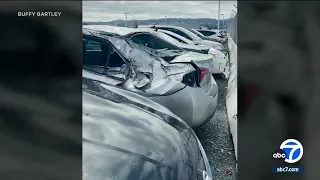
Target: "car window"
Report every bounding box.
[83,38,109,73]
[170,29,192,40]
[86,40,101,50]
[130,33,181,50]
[156,27,191,40]
[198,30,216,36]
[83,38,128,81]
[164,33,187,44]
[190,29,204,37]
[106,48,128,80]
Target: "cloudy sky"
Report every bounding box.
[83,1,237,22]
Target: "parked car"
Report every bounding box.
[191,29,227,44]
[83,77,213,180]
[158,29,227,74]
[156,29,224,51]
[85,25,219,75]
[189,28,221,43]
[83,28,218,128]
[140,25,224,51]
[219,29,227,36]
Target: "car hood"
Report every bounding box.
[170,51,214,72]
[83,78,200,180]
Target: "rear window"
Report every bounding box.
[198,30,216,36]
[130,33,181,51]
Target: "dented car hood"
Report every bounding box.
[139,47,214,73]
[83,28,197,93]
[171,51,214,73]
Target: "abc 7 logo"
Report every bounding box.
[273,149,287,160]
[273,139,304,163]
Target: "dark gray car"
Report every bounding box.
[83,77,212,180]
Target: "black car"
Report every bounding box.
[83,77,212,180]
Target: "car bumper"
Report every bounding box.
[150,77,218,128]
[211,57,227,74]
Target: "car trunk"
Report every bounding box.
[170,51,214,74]
[170,61,216,98]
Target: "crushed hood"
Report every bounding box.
[170,51,214,72]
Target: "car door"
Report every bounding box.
[83,35,131,86]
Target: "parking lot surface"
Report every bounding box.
[194,76,236,180]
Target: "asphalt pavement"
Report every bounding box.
[194,75,237,180]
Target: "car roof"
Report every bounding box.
[83,25,157,36]
[140,24,186,31]
[83,27,120,37]
[140,25,203,41]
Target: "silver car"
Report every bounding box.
[190,29,227,44]
[158,29,227,75]
[85,25,217,75]
[140,25,224,51]
[157,29,224,51]
[83,28,218,128]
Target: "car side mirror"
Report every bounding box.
[132,73,151,88]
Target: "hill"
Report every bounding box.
[83,18,232,29]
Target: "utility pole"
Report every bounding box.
[165,16,167,24]
[217,0,220,30]
[124,12,129,27]
[221,14,224,29]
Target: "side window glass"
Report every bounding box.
[130,34,156,49]
[83,37,128,81]
[172,29,192,40]
[166,34,186,44]
[130,33,180,51]
[83,38,110,73]
[86,40,101,50]
[200,31,216,36]
[106,47,128,80]
[130,35,145,45]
